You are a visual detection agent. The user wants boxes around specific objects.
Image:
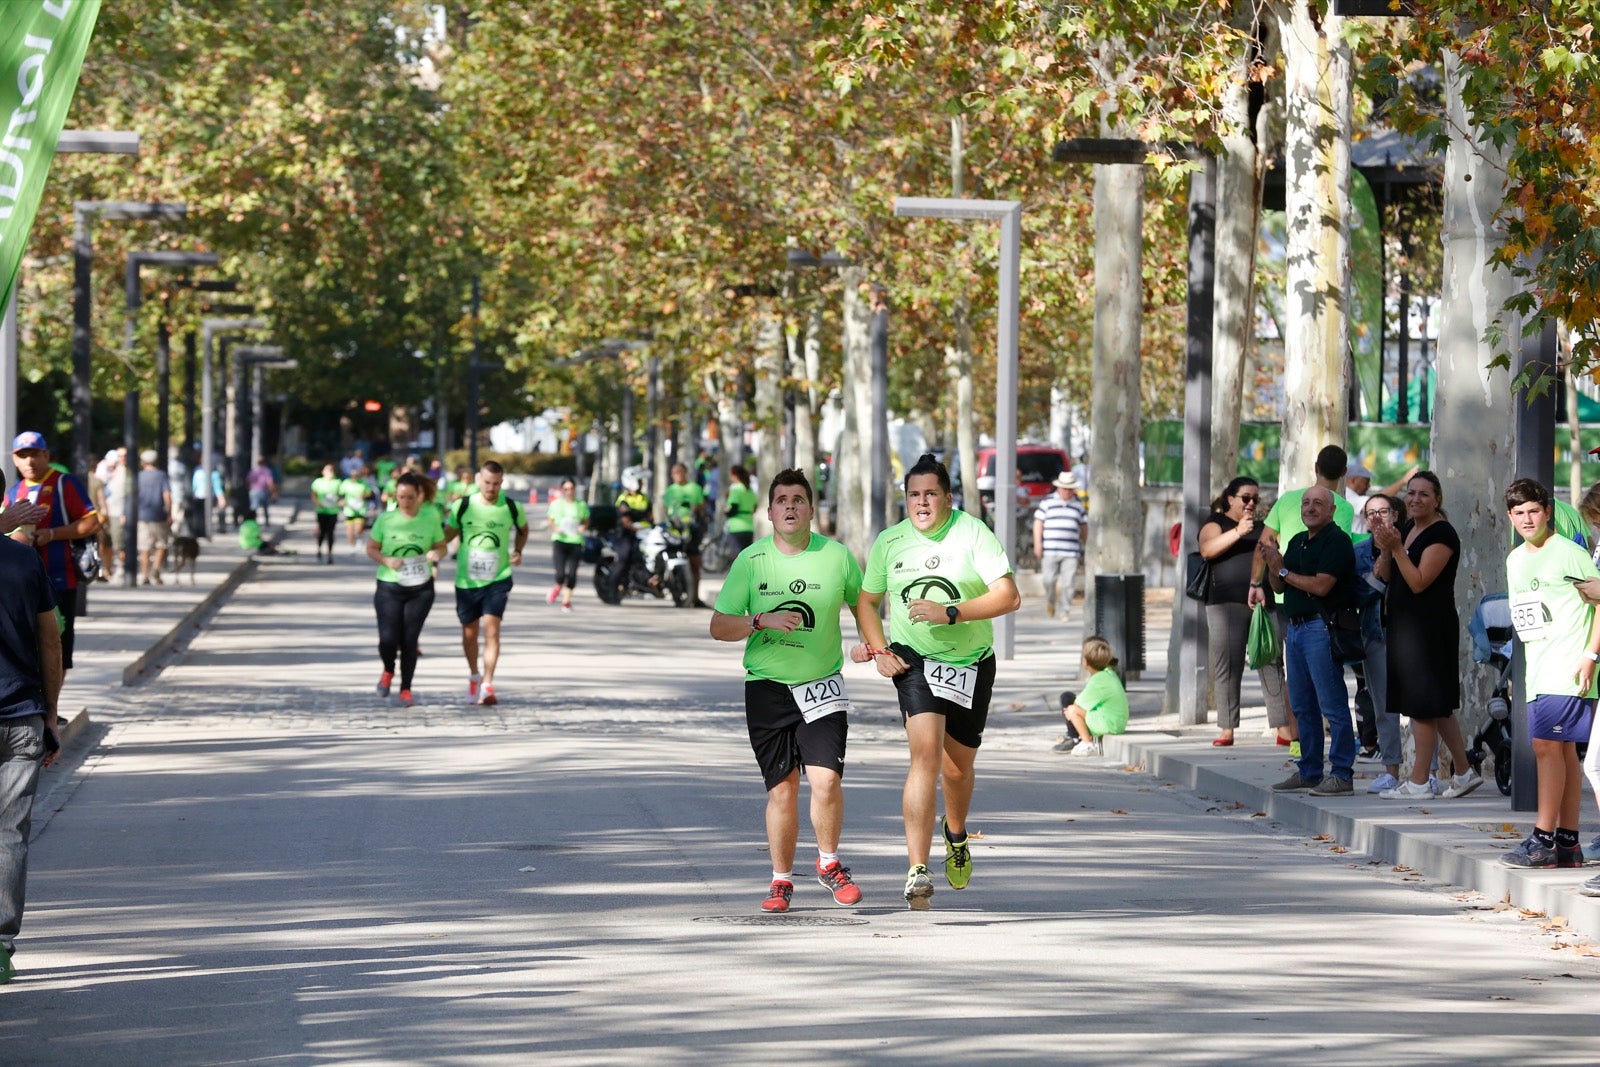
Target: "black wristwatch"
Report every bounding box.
[946,604,960,625]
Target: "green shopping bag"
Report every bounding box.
[1246,604,1279,670]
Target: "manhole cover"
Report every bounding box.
[694,915,869,927]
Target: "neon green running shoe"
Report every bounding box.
[941,817,972,890]
[903,864,935,910]
[1288,741,1302,759]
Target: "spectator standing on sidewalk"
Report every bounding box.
[1374,471,1482,800]
[4,433,99,676]
[1503,479,1600,871]
[1199,476,1291,748]
[1352,494,1404,793]
[710,468,870,913]
[247,457,278,525]
[1033,470,1087,622]
[0,467,64,984]
[135,450,173,586]
[1262,487,1358,797]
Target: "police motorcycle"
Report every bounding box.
[593,475,693,608]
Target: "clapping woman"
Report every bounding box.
[1197,477,1291,746]
[1374,471,1481,799]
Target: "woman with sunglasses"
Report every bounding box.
[1198,477,1292,747]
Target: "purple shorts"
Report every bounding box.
[1528,695,1594,743]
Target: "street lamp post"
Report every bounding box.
[124,250,219,464]
[118,250,219,588]
[201,317,266,535]
[232,345,285,495]
[892,197,1023,660]
[72,200,186,476]
[239,350,297,477]
[0,132,140,471]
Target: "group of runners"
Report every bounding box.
[347,460,530,707]
[342,450,1022,912]
[711,453,1020,912]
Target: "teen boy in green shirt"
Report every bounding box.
[1504,478,1600,872]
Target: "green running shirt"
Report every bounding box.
[449,493,527,588]
[311,476,342,516]
[713,533,863,685]
[371,508,446,584]
[725,484,758,534]
[548,497,589,545]
[863,509,1013,667]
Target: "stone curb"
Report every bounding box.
[120,556,259,686]
[1108,730,1600,939]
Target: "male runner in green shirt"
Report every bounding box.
[857,453,1021,910]
[444,460,528,707]
[711,468,873,913]
[664,461,708,607]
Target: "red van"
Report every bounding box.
[974,444,1072,511]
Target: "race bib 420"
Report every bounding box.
[790,672,852,723]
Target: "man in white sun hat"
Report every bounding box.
[1032,469,1088,621]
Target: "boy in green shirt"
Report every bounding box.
[1053,635,1129,757]
[1504,478,1600,872]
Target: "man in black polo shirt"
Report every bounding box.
[0,467,64,983]
[1260,486,1357,796]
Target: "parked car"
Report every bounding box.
[973,444,1071,513]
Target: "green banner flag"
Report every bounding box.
[0,0,102,308]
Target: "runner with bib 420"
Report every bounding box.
[710,468,876,914]
[855,452,1020,911]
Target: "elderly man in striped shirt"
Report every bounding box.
[1032,471,1088,621]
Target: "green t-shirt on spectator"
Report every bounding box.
[239,519,263,550]
[1079,668,1129,737]
[1265,487,1354,549]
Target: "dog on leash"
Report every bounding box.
[169,535,201,585]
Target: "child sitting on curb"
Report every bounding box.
[1051,635,1129,757]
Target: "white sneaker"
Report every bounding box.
[1380,779,1436,799]
[1366,772,1399,794]
[467,674,482,705]
[1439,770,1484,799]
[1072,740,1101,758]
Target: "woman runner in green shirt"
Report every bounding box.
[545,478,589,612]
[367,472,449,706]
[856,453,1021,910]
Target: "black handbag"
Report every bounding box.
[1184,550,1211,601]
[1323,607,1364,665]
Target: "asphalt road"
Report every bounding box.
[5,535,1598,1065]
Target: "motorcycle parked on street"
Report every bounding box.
[1466,593,1514,796]
[594,522,693,608]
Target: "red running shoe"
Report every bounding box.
[376,672,393,698]
[398,689,414,707]
[816,860,862,906]
[479,684,497,706]
[761,880,793,913]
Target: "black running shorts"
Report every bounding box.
[888,643,996,749]
[744,678,848,791]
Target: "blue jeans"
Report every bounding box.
[1285,617,1356,783]
[0,715,44,955]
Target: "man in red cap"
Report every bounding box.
[4,432,100,674]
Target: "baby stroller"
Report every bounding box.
[1465,593,1514,796]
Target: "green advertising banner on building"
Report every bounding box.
[0,0,101,308]
[1143,421,1432,488]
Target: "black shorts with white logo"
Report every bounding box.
[888,642,996,750]
[744,678,848,791]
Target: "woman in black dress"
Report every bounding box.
[1373,470,1482,799]
[1197,476,1291,746]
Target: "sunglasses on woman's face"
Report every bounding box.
[1236,494,1259,503]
